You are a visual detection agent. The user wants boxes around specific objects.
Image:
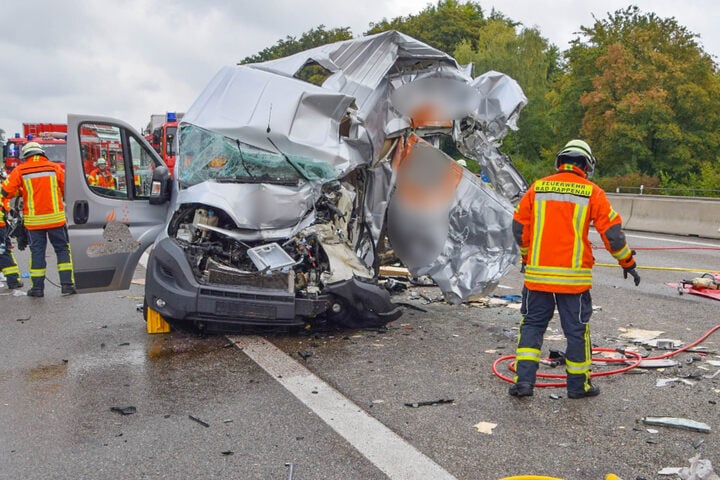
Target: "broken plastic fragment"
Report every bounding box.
[656,377,695,387]
[473,421,497,434]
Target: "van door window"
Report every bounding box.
[80,123,126,198]
[128,135,159,198]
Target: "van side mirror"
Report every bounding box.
[149,165,171,204]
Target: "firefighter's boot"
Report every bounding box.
[6,274,23,289]
[61,284,77,295]
[508,382,534,397]
[27,277,45,297]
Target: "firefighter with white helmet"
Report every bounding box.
[509,139,640,399]
[88,157,116,189]
[1,141,76,296]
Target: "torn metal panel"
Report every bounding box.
[387,135,519,302]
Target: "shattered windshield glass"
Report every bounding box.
[177,124,339,187]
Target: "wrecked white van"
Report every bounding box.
[64,31,527,331]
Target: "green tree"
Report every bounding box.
[550,6,720,184]
[365,0,486,54]
[240,25,352,64]
[454,16,560,178]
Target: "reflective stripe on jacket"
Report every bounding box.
[513,166,633,293]
[1,154,66,230]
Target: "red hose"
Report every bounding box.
[492,324,720,388]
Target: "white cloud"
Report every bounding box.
[0,0,717,137]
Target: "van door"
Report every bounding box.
[65,114,170,292]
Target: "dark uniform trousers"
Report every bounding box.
[28,226,74,290]
[0,225,21,285]
[514,287,593,394]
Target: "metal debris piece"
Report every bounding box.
[405,398,454,408]
[642,416,711,433]
[110,406,137,415]
[221,451,234,456]
[637,359,679,368]
[297,350,313,360]
[285,463,295,480]
[188,415,210,427]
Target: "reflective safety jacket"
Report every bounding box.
[88,168,116,189]
[1,154,66,230]
[513,165,635,293]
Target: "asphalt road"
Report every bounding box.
[1,229,719,480]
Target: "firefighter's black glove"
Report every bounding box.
[520,263,526,273]
[623,261,641,286]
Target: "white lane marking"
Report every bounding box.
[590,230,720,248]
[229,335,458,480]
[625,233,720,248]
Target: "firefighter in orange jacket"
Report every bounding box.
[0,196,23,290]
[1,142,76,297]
[510,139,640,399]
[87,157,116,189]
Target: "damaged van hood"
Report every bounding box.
[178,30,527,302]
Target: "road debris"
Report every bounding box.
[285,462,295,480]
[679,453,720,480]
[656,377,695,387]
[297,350,313,361]
[110,406,137,415]
[188,415,210,427]
[404,398,454,408]
[641,416,711,433]
[473,421,497,434]
[637,359,679,368]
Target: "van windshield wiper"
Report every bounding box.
[235,139,257,179]
[266,136,309,181]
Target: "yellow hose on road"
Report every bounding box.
[594,262,718,274]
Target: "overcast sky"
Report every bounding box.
[1,0,717,138]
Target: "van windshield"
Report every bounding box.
[176,124,338,187]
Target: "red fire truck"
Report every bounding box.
[143,112,183,175]
[2,123,67,176]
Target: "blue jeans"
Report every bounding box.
[27,225,74,290]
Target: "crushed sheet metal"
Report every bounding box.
[180,30,527,303]
[641,416,711,433]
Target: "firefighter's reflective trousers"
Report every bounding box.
[0,225,21,285]
[28,226,74,290]
[514,287,593,394]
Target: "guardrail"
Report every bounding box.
[607,193,720,240]
[614,186,720,197]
